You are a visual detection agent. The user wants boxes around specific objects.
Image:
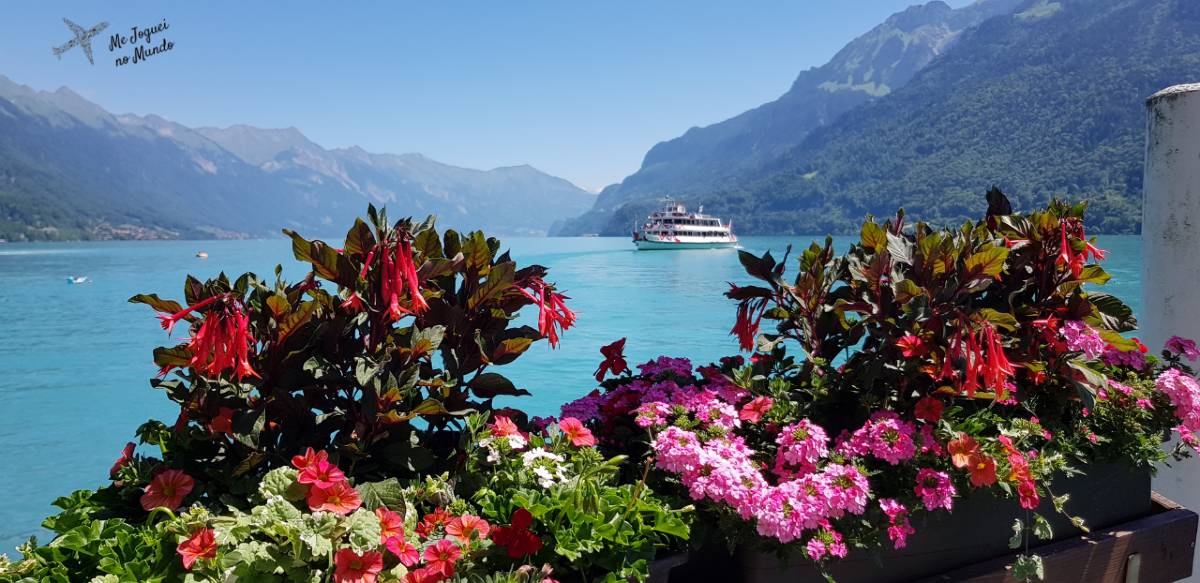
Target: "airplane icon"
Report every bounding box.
[52,18,109,65]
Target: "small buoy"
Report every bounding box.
[196,251,209,259]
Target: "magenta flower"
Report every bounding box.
[1166,336,1200,362]
[913,468,955,511]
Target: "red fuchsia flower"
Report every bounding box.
[171,294,259,381]
[491,507,543,558]
[372,235,429,322]
[489,415,521,438]
[141,469,194,511]
[386,537,420,567]
[176,527,217,570]
[109,442,136,479]
[913,396,943,423]
[417,508,451,538]
[307,481,362,515]
[739,396,773,423]
[515,276,576,348]
[207,407,234,436]
[446,514,491,543]
[340,292,365,312]
[729,286,768,352]
[334,548,384,583]
[594,337,629,381]
[423,539,463,578]
[376,508,404,543]
[896,335,928,358]
[557,417,596,447]
[298,459,347,489]
[291,447,329,471]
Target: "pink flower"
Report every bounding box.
[141,469,194,511]
[489,415,521,438]
[109,442,135,479]
[557,417,596,447]
[896,335,928,358]
[291,447,329,471]
[176,527,217,570]
[298,459,347,489]
[1167,336,1200,361]
[1062,321,1106,360]
[423,539,463,578]
[385,534,420,566]
[914,468,955,511]
[307,481,362,515]
[334,548,383,583]
[739,396,773,423]
[1157,368,1200,435]
[880,499,915,549]
[376,508,404,543]
[776,419,829,472]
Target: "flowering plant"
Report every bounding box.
[567,193,1200,579]
[124,206,574,499]
[461,413,692,582]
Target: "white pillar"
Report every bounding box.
[1144,83,1200,582]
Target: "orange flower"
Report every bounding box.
[558,417,596,447]
[307,481,361,515]
[967,454,997,487]
[140,469,195,511]
[376,508,405,543]
[176,527,217,570]
[446,514,491,543]
[946,433,979,469]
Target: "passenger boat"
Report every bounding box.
[632,199,737,250]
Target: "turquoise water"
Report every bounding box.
[0,235,1142,552]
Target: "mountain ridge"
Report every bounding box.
[0,76,595,241]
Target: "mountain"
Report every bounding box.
[559,0,1200,236]
[0,77,594,241]
[554,0,1025,235]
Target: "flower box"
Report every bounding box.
[665,462,1196,582]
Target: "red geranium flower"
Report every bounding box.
[334,548,383,583]
[968,454,997,487]
[404,566,446,583]
[557,417,596,447]
[141,469,194,511]
[307,481,361,515]
[423,539,463,578]
[594,338,629,381]
[176,527,217,570]
[109,442,135,479]
[491,508,543,558]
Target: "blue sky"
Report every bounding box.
[1,1,971,191]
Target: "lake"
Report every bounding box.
[0,234,1143,552]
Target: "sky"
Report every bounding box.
[0,1,972,192]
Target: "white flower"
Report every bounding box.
[521,448,567,488]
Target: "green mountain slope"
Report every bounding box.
[576,0,1200,236]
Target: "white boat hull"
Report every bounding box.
[634,239,737,250]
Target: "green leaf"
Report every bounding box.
[1031,514,1054,541]
[468,261,515,310]
[344,508,383,553]
[860,221,886,251]
[491,338,533,365]
[1074,265,1110,285]
[1012,553,1045,581]
[461,231,493,273]
[266,294,291,318]
[277,301,317,342]
[410,326,446,356]
[283,229,355,286]
[152,346,192,369]
[1009,518,1025,549]
[356,478,408,511]
[964,246,1009,278]
[978,308,1019,332]
[343,219,376,257]
[893,279,922,304]
[127,293,185,315]
[1089,292,1137,332]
